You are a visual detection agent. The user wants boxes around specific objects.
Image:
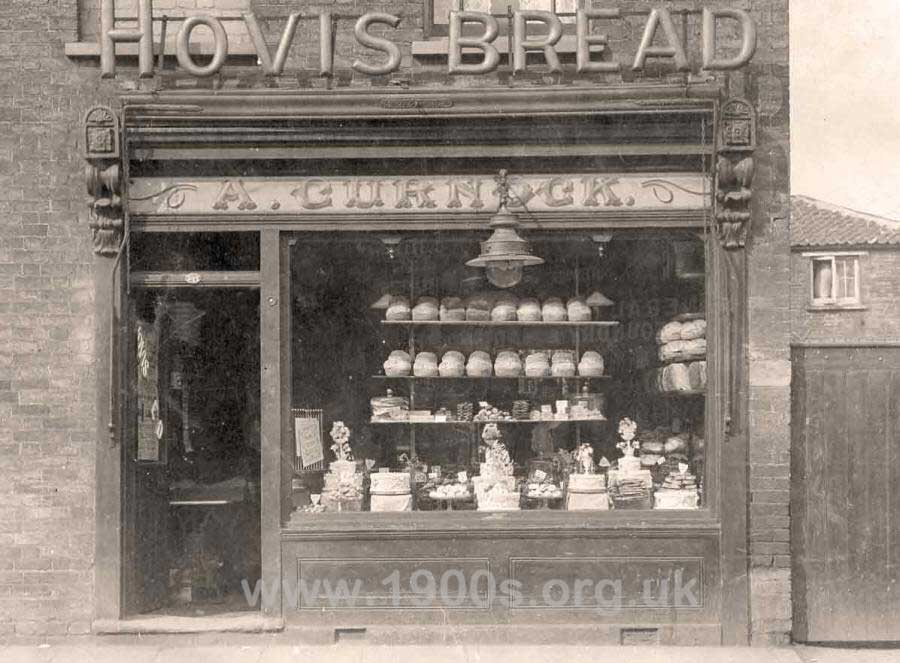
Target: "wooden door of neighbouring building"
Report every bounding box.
[792,345,900,642]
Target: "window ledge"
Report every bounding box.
[807,304,867,312]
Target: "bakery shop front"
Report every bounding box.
[81,4,766,644]
[90,85,757,643]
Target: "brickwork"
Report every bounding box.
[791,250,900,344]
[2,0,790,643]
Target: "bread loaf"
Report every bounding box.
[658,321,683,343]
[412,296,439,321]
[385,296,411,321]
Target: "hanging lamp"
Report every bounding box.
[466,169,543,288]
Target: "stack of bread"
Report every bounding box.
[654,318,707,393]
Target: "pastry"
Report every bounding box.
[542,297,567,322]
[495,350,523,377]
[439,296,466,321]
[566,297,592,322]
[517,297,542,321]
[385,295,411,321]
[413,351,439,377]
[578,350,605,377]
[412,296,439,321]
[383,350,412,376]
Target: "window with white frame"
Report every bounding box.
[809,254,862,306]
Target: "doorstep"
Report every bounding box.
[92,613,284,635]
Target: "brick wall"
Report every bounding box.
[745,0,792,647]
[791,249,900,344]
[0,0,120,639]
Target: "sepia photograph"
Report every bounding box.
[0,0,897,661]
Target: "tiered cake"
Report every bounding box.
[474,424,520,511]
[369,470,412,512]
[653,464,699,509]
[320,422,365,512]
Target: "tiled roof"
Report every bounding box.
[791,195,900,247]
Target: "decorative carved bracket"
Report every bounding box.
[83,106,124,255]
[715,98,755,249]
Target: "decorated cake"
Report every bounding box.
[320,422,365,511]
[479,483,521,511]
[567,473,606,492]
[475,424,520,511]
[370,471,412,495]
[608,418,653,509]
[653,464,699,509]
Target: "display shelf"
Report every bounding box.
[372,374,611,381]
[654,390,706,398]
[371,418,608,425]
[381,320,619,328]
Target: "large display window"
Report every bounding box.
[288,230,708,516]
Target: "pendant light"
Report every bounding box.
[466,169,543,288]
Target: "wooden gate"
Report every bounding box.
[792,346,900,642]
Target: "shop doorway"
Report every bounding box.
[123,288,261,618]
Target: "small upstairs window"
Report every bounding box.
[810,254,861,307]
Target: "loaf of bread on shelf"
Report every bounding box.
[550,350,576,377]
[679,319,707,340]
[495,350,523,377]
[491,295,518,321]
[385,295,411,321]
[688,360,707,390]
[578,350,605,377]
[541,297,567,322]
[413,351,439,377]
[517,297,542,321]
[412,296,439,321]
[438,350,466,377]
[439,296,466,321]
[465,293,493,321]
[566,297,592,322]
[466,350,493,377]
[524,352,551,377]
[659,338,706,362]
[660,363,692,392]
[657,321,683,343]
[383,349,412,376]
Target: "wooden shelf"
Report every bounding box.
[372,375,611,381]
[381,320,619,328]
[655,390,706,398]
[370,418,608,425]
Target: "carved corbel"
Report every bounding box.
[83,106,124,256]
[715,99,755,249]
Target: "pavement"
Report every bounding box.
[1,640,899,663]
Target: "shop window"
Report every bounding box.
[130,232,260,272]
[288,232,708,516]
[809,254,861,307]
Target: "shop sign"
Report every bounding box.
[128,173,710,217]
[99,1,755,79]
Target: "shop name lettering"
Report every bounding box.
[100,1,756,78]
[198,176,678,211]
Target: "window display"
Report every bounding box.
[288,231,707,516]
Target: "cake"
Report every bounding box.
[429,482,472,500]
[566,297,592,322]
[383,350,412,376]
[567,473,606,492]
[525,482,563,499]
[517,298,542,321]
[439,296,466,321]
[541,297,567,322]
[413,351,439,377]
[478,483,521,511]
[385,295,411,321]
[370,471,412,495]
[653,468,699,509]
[370,392,409,421]
[412,296,439,321]
[494,350,523,377]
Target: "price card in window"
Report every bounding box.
[294,416,324,468]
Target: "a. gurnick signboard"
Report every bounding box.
[98,0,757,79]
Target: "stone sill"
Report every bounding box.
[806,304,867,313]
